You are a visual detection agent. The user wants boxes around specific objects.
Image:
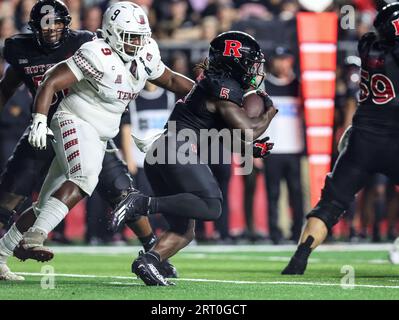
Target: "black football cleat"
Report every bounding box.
[132,251,175,286]
[281,255,308,275]
[281,236,314,275]
[110,189,149,232]
[158,259,179,279]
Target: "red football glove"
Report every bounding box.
[253,136,274,159]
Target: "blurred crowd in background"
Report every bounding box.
[0,0,398,245]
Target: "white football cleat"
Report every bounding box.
[0,264,24,281]
[389,238,399,265]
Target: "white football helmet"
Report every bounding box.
[101,2,151,62]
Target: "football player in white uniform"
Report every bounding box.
[13,2,194,262]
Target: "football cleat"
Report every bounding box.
[281,237,313,275]
[13,228,53,262]
[0,264,25,281]
[14,241,54,262]
[158,259,179,279]
[281,255,308,275]
[132,251,175,286]
[110,189,149,232]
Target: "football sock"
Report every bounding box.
[33,197,69,235]
[0,223,23,258]
[294,236,314,260]
[281,236,314,275]
[139,233,157,252]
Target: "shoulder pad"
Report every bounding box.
[200,72,244,106]
[3,34,34,64]
[71,40,106,81]
[140,38,165,80]
[70,30,97,43]
[142,38,161,65]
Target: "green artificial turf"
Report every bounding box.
[1,246,398,300]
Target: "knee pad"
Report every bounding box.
[307,199,347,230]
[101,174,134,208]
[97,164,134,207]
[323,174,355,208]
[307,175,352,230]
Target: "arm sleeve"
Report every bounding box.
[65,44,104,82]
[144,38,166,80]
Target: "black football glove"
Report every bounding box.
[253,136,274,159]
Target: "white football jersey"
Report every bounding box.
[58,37,165,139]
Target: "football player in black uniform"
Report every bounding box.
[111,31,278,285]
[282,2,399,275]
[0,0,189,280]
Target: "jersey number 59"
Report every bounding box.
[359,69,396,105]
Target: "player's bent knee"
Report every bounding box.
[202,198,222,221]
[70,175,99,197]
[307,174,353,230]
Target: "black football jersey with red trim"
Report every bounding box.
[3,30,95,120]
[167,70,245,134]
[353,32,399,133]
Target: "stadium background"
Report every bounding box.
[0,0,397,245]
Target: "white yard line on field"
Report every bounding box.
[14,272,399,290]
[48,243,393,254]
[182,254,390,264]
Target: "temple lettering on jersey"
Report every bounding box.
[117,90,139,100]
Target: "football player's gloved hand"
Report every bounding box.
[253,136,274,159]
[256,89,274,108]
[28,113,54,150]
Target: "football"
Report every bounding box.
[242,90,265,118]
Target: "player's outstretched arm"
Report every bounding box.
[216,99,278,141]
[150,66,194,97]
[0,65,23,112]
[29,63,78,150]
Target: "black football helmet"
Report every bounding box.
[29,0,71,50]
[374,2,399,41]
[208,31,265,89]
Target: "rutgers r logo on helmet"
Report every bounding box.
[208,31,266,90]
[374,2,399,40]
[223,40,242,58]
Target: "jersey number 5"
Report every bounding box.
[359,69,396,105]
